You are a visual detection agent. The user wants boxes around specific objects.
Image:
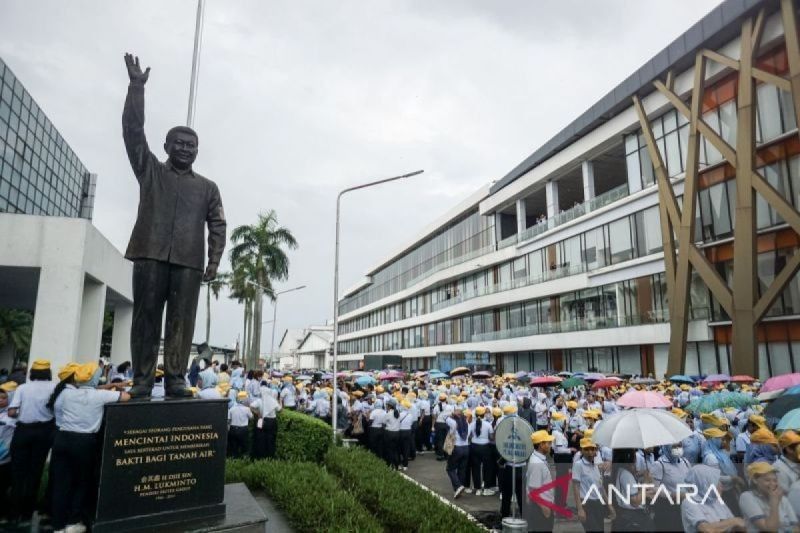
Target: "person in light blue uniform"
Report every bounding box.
[49,362,129,533]
[0,382,17,522]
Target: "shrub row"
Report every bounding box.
[324,447,484,533]
[275,409,332,462]
[226,459,382,532]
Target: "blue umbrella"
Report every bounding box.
[428,371,447,379]
[778,408,800,431]
[670,375,695,384]
[685,391,759,414]
[785,385,800,396]
[356,376,375,386]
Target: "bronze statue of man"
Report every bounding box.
[122,53,226,398]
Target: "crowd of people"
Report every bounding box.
[5,359,800,533]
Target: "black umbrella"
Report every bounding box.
[765,393,800,421]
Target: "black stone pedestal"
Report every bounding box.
[93,398,235,533]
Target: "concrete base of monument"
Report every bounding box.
[93,483,267,533]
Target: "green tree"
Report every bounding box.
[229,210,297,369]
[0,309,33,366]
[205,271,231,344]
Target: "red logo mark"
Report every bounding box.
[527,474,573,518]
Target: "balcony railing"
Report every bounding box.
[518,184,629,244]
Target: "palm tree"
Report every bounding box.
[205,271,231,344]
[229,210,297,369]
[0,309,33,366]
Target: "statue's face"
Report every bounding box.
[165,131,198,169]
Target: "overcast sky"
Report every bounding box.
[1,0,720,354]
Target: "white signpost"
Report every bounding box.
[494,415,534,531]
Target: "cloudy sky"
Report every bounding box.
[1,0,720,354]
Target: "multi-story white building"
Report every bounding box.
[336,0,800,380]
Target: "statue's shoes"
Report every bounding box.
[166,386,194,398]
[129,385,152,398]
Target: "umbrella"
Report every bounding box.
[731,375,756,383]
[787,385,800,395]
[763,373,800,393]
[449,367,471,376]
[557,371,573,377]
[593,408,692,449]
[669,375,695,384]
[530,376,561,386]
[592,379,620,389]
[584,373,606,382]
[321,373,333,380]
[336,371,350,378]
[377,370,404,380]
[472,370,494,379]
[630,377,658,385]
[703,373,731,384]
[295,375,312,381]
[356,376,376,387]
[513,371,528,379]
[684,391,759,414]
[413,371,428,379]
[428,371,448,380]
[777,408,800,431]
[765,394,800,420]
[502,372,517,380]
[757,389,784,401]
[617,390,673,409]
[559,377,586,389]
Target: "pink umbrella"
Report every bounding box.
[617,390,673,409]
[530,376,562,386]
[377,370,405,381]
[762,373,800,392]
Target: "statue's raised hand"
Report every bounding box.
[124,53,150,84]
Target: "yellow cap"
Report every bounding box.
[492,407,502,418]
[502,405,517,415]
[747,461,777,478]
[779,430,800,450]
[567,401,578,410]
[376,386,385,393]
[700,413,727,428]
[0,381,18,392]
[58,363,80,381]
[31,359,50,371]
[583,429,594,438]
[438,393,447,400]
[353,390,364,398]
[751,428,778,445]
[401,400,412,409]
[476,406,486,416]
[582,410,601,419]
[155,369,164,378]
[283,376,293,382]
[531,430,555,445]
[703,427,727,439]
[580,438,597,449]
[551,411,566,421]
[237,391,248,399]
[749,415,767,428]
[671,408,687,419]
[74,362,98,383]
[680,384,690,391]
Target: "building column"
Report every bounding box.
[77,278,107,363]
[546,180,559,218]
[110,302,133,365]
[30,265,85,372]
[582,160,595,202]
[515,198,527,236]
[494,212,503,245]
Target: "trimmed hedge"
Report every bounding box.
[276,409,331,462]
[325,447,484,533]
[227,459,381,532]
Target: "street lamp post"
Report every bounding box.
[331,170,423,440]
[246,281,306,370]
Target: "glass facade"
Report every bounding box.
[0,57,94,219]
[339,203,663,336]
[338,210,495,315]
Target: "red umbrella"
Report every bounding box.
[530,376,562,386]
[617,390,672,408]
[731,375,756,383]
[592,379,620,390]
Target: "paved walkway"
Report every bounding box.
[403,452,590,532]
